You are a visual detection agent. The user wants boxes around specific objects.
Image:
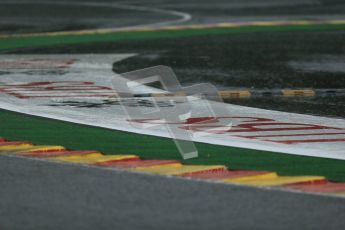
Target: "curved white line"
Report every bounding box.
[83,2,192,28]
[0,0,192,31]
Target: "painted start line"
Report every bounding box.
[0,54,344,160]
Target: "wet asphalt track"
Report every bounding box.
[1,0,345,34]
[1,0,345,229]
[1,154,345,230]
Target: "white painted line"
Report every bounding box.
[0,0,192,35]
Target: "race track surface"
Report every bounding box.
[1,0,345,229]
[1,155,345,230]
[1,0,345,34]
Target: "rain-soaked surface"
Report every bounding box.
[2,0,345,33]
[1,0,344,119]
[1,1,345,229]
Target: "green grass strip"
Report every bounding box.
[1,23,345,52]
[1,109,344,182]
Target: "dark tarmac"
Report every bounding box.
[1,155,345,230]
[1,0,345,34]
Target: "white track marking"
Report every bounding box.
[0,0,192,31]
